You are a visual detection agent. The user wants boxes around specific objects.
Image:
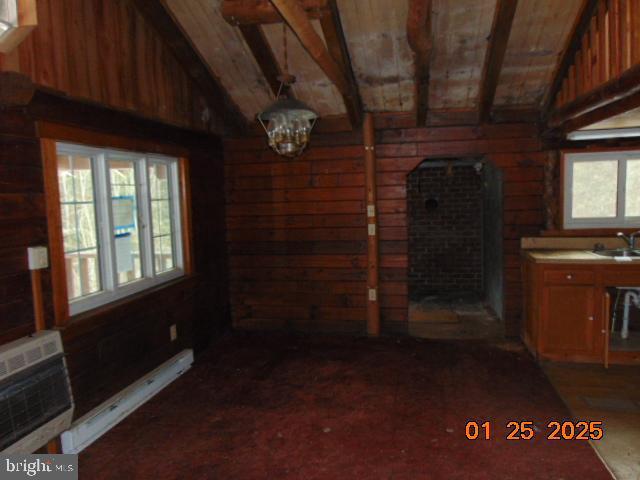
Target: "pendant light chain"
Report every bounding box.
[277,23,289,99]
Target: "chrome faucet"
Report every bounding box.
[617,231,640,249]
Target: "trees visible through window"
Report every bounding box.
[564,152,640,229]
[56,143,184,315]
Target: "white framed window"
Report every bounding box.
[0,0,18,39]
[56,142,184,315]
[564,151,640,229]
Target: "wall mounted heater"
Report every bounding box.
[0,330,74,454]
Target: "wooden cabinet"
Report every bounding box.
[541,285,597,357]
[523,257,640,363]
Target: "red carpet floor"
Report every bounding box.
[80,332,612,479]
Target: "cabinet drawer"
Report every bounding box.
[544,270,595,285]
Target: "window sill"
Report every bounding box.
[541,228,639,237]
[58,274,199,340]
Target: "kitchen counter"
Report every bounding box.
[526,250,640,264]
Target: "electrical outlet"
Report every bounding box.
[169,324,177,341]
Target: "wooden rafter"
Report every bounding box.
[132,0,247,134]
[237,24,287,97]
[542,0,599,120]
[563,87,640,132]
[406,0,432,127]
[551,63,640,128]
[221,0,328,25]
[478,0,518,123]
[268,0,362,128]
[318,0,362,127]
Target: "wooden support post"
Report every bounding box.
[31,269,46,332]
[363,112,380,336]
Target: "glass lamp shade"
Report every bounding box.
[258,97,318,157]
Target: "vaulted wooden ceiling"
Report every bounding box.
[161,0,585,130]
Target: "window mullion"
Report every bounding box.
[138,157,154,279]
[96,153,117,293]
[618,157,627,226]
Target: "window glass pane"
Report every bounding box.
[57,155,101,300]
[109,159,142,285]
[626,159,640,217]
[571,160,618,219]
[149,162,175,273]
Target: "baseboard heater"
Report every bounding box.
[60,349,193,454]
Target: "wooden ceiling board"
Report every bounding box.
[494,0,583,108]
[429,0,497,110]
[337,0,414,112]
[262,20,346,117]
[163,0,274,120]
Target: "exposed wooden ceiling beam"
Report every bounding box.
[318,0,362,127]
[563,87,640,132]
[237,24,287,97]
[542,0,599,120]
[132,0,247,134]
[406,0,433,127]
[268,0,362,128]
[551,63,640,127]
[478,0,518,123]
[221,0,328,25]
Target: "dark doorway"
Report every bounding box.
[407,159,503,339]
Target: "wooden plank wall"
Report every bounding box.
[0,111,49,344]
[224,123,545,336]
[0,0,212,132]
[555,0,640,108]
[0,102,229,418]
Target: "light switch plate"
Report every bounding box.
[27,246,49,270]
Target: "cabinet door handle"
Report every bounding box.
[588,316,594,321]
[566,274,573,280]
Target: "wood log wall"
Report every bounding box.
[0,97,229,418]
[224,123,545,337]
[0,0,213,132]
[555,0,640,109]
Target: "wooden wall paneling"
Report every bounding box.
[1,90,229,418]
[225,122,544,336]
[3,0,224,133]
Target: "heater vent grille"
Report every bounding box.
[7,355,25,373]
[25,347,42,364]
[0,355,72,451]
[42,341,57,357]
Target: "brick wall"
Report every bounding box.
[407,165,483,301]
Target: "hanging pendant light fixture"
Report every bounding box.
[258,24,318,157]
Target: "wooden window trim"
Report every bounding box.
[0,0,37,54]
[40,125,194,327]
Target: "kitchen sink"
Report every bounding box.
[593,249,640,257]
